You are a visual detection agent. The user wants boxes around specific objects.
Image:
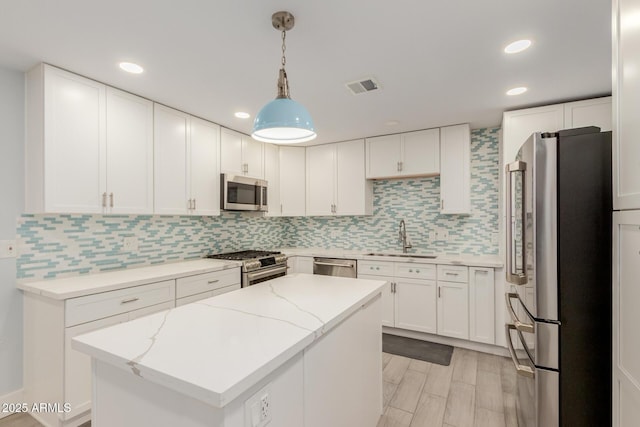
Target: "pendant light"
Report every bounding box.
[252,11,316,144]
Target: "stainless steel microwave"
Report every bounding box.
[220,174,268,212]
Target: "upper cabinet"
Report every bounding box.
[440,124,471,214]
[365,129,440,179]
[154,104,220,216]
[306,139,373,216]
[263,143,281,217]
[25,64,153,214]
[279,146,306,216]
[220,128,264,179]
[614,0,640,210]
[502,96,612,165]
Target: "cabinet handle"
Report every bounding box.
[208,279,220,284]
[370,266,373,270]
[187,199,192,210]
[441,199,444,210]
[438,287,441,298]
[416,269,420,273]
[399,161,403,171]
[109,193,114,208]
[445,272,459,276]
[102,192,107,208]
[376,267,380,270]
[281,204,283,214]
[409,269,413,273]
[121,297,139,304]
[193,198,196,210]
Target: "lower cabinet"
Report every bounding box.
[287,256,314,274]
[24,267,240,427]
[359,260,495,345]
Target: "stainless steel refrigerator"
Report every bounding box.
[504,127,612,427]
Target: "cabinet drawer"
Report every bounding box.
[358,261,394,277]
[176,268,240,299]
[437,265,469,283]
[395,263,436,280]
[176,283,241,307]
[65,280,175,327]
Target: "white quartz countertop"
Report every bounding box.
[279,247,503,268]
[72,274,385,408]
[17,259,241,300]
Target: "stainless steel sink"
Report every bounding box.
[364,253,437,259]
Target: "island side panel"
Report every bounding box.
[303,293,383,427]
[90,353,305,427]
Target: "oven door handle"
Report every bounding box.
[505,323,535,378]
[246,265,287,281]
[505,293,535,333]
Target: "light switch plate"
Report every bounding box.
[0,240,17,258]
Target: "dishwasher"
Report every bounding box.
[313,257,357,278]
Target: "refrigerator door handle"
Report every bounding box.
[505,293,535,333]
[505,324,535,378]
[506,160,528,285]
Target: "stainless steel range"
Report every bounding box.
[206,250,287,287]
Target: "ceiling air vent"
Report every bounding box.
[345,77,380,95]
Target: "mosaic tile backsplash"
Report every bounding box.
[17,127,500,281]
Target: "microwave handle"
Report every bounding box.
[506,160,528,285]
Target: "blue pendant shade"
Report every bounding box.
[252,98,316,143]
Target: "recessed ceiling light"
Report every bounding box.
[504,39,532,54]
[234,112,251,119]
[119,62,144,74]
[506,87,528,96]
[385,120,400,126]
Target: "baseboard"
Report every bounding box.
[0,388,24,419]
[382,327,510,357]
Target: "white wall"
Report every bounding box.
[0,66,24,395]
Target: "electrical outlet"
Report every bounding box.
[122,236,138,252]
[244,385,272,427]
[0,240,17,258]
[441,230,450,241]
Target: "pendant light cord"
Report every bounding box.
[277,30,291,99]
[281,30,287,68]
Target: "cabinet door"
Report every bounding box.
[242,136,264,178]
[280,146,306,216]
[306,144,335,216]
[366,134,402,179]
[105,87,154,214]
[437,280,469,339]
[469,267,495,344]
[402,129,440,176]
[189,117,220,216]
[44,65,106,213]
[264,143,281,216]
[220,128,244,175]
[296,256,314,274]
[440,124,470,214]
[360,274,394,327]
[614,0,640,210]
[564,97,612,131]
[154,105,189,214]
[502,105,564,164]
[336,139,372,215]
[613,211,640,427]
[64,313,129,420]
[394,278,437,334]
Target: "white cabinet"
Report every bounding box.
[25,64,156,214]
[395,278,437,334]
[288,256,314,274]
[306,140,372,216]
[154,105,220,216]
[24,281,176,427]
[175,268,241,306]
[440,124,471,214]
[564,97,612,131]
[366,129,440,179]
[469,267,495,344]
[613,211,640,427]
[105,87,154,214]
[614,0,640,209]
[279,146,306,216]
[264,143,281,216]
[220,128,264,178]
[436,265,469,340]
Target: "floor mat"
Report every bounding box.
[382,333,454,366]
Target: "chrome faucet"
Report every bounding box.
[398,219,412,253]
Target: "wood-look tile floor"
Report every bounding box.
[379,347,518,427]
[0,348,516,427]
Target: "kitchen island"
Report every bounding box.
[72,273,386,427]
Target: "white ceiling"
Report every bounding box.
[0,1,611,145]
